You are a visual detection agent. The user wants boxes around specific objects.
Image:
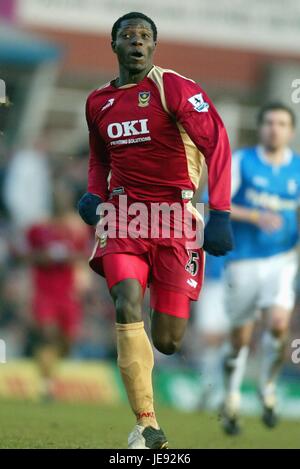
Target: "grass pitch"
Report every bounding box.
[0,399,299,449]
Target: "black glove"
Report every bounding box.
[203,210,234,256]
[78,192,102,226]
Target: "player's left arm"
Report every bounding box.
[163,73,233,255]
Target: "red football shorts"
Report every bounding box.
[32,293,81,339]
[90,237,205,319]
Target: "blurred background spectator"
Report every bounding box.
[3,136,52,228]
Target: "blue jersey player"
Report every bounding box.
[222,103,300,434]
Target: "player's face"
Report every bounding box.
[112,19,156,74]
[259,110,294,151]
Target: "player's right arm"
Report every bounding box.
[78,93,111,226]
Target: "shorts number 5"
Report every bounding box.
[185,250,199,276]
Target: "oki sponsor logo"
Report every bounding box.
[107,119,149,138]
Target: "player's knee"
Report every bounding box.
[152,334,181,355]
[270,323,288,339]
[39,325,60,346]
[115,296,142,324]
[153,337,179,355]
[270,317,289,338]
[231,335,248,351]
[231,324,252,350]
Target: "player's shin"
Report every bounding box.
[116,321,159,429]
[36,344,59,399]
[223,345,249,415]
[259,331,287,407]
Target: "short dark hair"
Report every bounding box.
[111,12,157,42]
[257,102,296,127]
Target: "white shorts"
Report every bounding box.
[225,249,298,327]
[194,280,230,334]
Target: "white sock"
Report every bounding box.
[259,332,285,405]
[223,345,249,414]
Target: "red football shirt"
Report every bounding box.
[27,218,89,297]
[86,65,231,211]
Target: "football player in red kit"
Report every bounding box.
[78,12,233,448]
[27,180,90,399]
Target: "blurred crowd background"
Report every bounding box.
[1,0,300,381]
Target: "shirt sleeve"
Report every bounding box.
[86,94,111,201]
[163,72,232,212]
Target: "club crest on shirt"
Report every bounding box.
[188,93,209,112]
[138,91,151,107]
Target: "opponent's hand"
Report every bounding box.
[78,192,102,226]
[254,210,283,233]
[203,210,234,256]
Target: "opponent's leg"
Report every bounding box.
[222,322,253,435]
[259,305,291,428]
[222,259,258,434]
[193,280,229,410]
[199,335,228,410]
[258,250,297,427]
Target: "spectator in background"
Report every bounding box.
[3,136,52,229]
[23,178,90,400]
